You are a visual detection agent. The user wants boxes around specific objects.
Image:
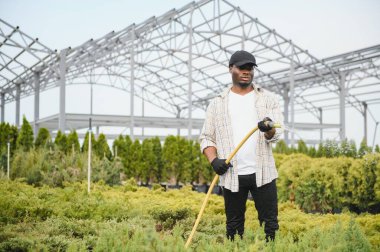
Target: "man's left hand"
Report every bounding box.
[258,117,273,132]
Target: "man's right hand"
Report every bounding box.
[211,158,232,175]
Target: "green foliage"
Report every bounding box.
[340,139,357,158]
[277,154,312,203]
[35,127,51,149]
[0,181,378,251]
[162,135,189,185]
[151,137,164,182]
[129,139,142,179]
[0,122,18,171]
[82,131,96,153]
[295,159,343,212]
[67,130,80,154]
[375,144,380,153]
[16,116,34,151]
[140,138,156,184]
[297,140,308,154]
[94,133,111,160]
[347,154,380,210]
[92,156,122,186]
[55,130,68,153]
[324,139,340,158]
[358,138,372,158]
[274,139,289,154]
[308,146,317,157]
[150,207,192,230]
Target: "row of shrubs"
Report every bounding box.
[2,145,379,213]
[0,180,378,251]
[274,138,379,158]
[276,153,380,213]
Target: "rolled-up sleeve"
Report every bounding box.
[265,96,284,143]
[199,100,217,153]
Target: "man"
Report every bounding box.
[199,50,284,242]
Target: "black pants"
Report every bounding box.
[222,173,279,241]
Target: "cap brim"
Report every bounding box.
[234,60,258,67]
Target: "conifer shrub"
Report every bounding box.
[150,207,192,231]
[295,159,343,212]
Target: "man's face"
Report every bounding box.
[229,64,254,88]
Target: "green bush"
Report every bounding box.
[150,207,192,231]
[347,154,380,210]
[277,154,312,202]
[295,159,343,212]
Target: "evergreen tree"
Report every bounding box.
[324,140,340,158]
[151,137,163,182]
[358,138,371,157]
[35,128,51,149]
[54,130,67,153]
[82,131,96,152]
[348,140,357,158]
[274,139,288,154]
[129,139,142,179]
[297,140,308,154]
[16,116,34,151]
[67,130,80,154]
[316,142,325,157]
[308,146,317,157]
[162,135,189,185]
[188,140,204,184]
[95,133,112,160]
[112,135,125,159]
[140,139,156,185]
[340,138,349,157]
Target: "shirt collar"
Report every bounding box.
[219,83,262,98]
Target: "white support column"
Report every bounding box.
[130,25,135,141]
[283,87,289,145]
[88,118,92,193]
[319,108,323,142]
[339,72,346,141]
[176,107,181,136]
[187,7,194,139]
[363,102,367,143]
[0,92,4,123]
[15,83,21,127]
[59,49,67,133]
[142,87,144,136]
[289,46,295,147]
[34,71,40,137]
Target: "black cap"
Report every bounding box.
[229,50,257,67]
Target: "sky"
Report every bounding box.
[1,0,380,146]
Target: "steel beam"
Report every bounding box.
[0,92,4,122]
[339,72,346,140]
[283,87,289,144]
[188,7,193,139]
[34,71,40,137]
[130,25,135,140]
[15,83,21,127]
[363,102,367,143]
[319,107,323,142]
[290,46,295,147]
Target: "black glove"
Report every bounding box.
[258,117,273,132]
[211,158,232,175]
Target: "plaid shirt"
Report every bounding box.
[199,84,284,192]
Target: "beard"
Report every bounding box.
[237,81,252,88]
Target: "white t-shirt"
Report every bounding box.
[228,89,258,175]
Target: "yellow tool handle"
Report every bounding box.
[185,123,281,248]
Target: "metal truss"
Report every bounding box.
[1,0,379,145]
